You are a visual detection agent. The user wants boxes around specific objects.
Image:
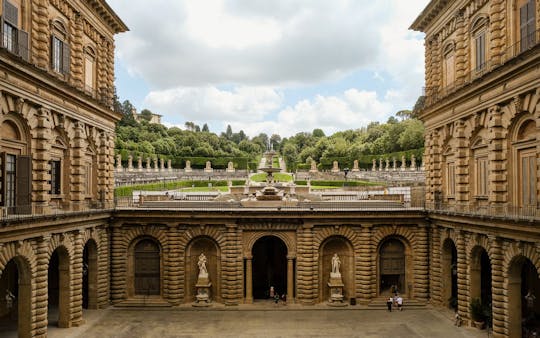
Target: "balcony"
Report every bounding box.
[425,201,540,222]
[0,200,112,223]
[423,29,540,108]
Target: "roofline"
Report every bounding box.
[89,0,129,34]
[410,0,450,32]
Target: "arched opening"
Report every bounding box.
[379,238,406,295]
[441,239,458,310]
[470,246,492,326]
[319,236,353,303]
[0,258,32,337]
[185,237,220,303]
[83,239,98,309]
[508,256,540,338]
[48,247,71,328]
[252,236,287,299]
[133,239,160,296]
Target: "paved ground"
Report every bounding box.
[43,305,489,338]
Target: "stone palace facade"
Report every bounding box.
[0,1,538,338]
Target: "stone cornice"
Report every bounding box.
[82,0,128,34]
[410,0,451,32]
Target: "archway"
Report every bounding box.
[319,236,353,302]
[83,239,98,309]
[48,247,70,328]
[508,256,540,338]
[379,238,406,295]
[470,246,492,325]
[133,239,160,296]
[0,258,32,337]
[442,239,458,309]
[185,237,220,302]
[252,236,287,299]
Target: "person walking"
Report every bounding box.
[386,297,393,312]
[397,295,403,311]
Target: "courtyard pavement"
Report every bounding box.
[44,303,490,338]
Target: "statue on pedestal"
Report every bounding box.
[327,253,346,306]
[193,253,211,306]
[198,253,208,277]
[331,253,341,276]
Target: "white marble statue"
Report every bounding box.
[198,253,208,277]
[331,253,341,275]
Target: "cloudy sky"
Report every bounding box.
[108,0,429,137]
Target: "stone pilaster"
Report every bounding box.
[110,226,125,304]
[489,0,507,66]
[97,42,108,104]
[489,236,505,337]
[34,236,50,336]
[97,227,110,308]
[487,105,508,206]
[356,225,372,304]
[106,40,115,106]
[454,11,469,86]
[296,223,315,304]
[222,224,242,305]
[71,121,86,210]
[413,225,429,300]
[425,37,434,90]
[430,226,442,305]
[34,108,53,214]
[70,13,84,90]
[166,225,182,305]
[427,130,442,204]
[432,35,442,91]
[456,231,469,323]
[31,0,49,69]
[454,120,470,204]
[71,231,83,326]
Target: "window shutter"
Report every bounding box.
[62,41,70,74]
[18,29,28,61]
[3,1,18,27]
[15,155,31,214]
[527,0,536,45]
[0,152,5,206]
[521,5,529,51]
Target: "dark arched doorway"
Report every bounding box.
[83,240,98,309]
[134,239,161,296]
[0,258,31,337]
[252,236,287,299]
[379,238,405,295]
[470,246,492,326]
[508,256,540,338]
[442,239,458,309]
[48,247,70,328]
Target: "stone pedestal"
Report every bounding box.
[327,273,347,307]
[193,274,212,307]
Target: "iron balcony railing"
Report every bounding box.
[423,28,540,108]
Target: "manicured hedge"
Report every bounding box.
[115,180,228,197]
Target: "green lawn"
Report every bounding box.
[176,186,229,192]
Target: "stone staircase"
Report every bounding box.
[367,297,427,310]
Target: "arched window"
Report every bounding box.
[517,0,536,52]
[471,16,488,73]
[1,0,29,60]
[513,119,537,208]
[51,20,70,74]
[84,46,96,94]
[442,42,455,88]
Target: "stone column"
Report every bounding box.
[487,105,508,208]
[34,107,53,214]
[71,121,86,211]
[413,225,429,301]
[167,225,181,306]
[97,227,110,308]
[456,230,469,323]
[167,159,172,172]
[430,226,442,305]
[146,158,151,171]
[392,158,397,171]
[454,120,469,205]
[245,257,253,304]
[357,225,372,304]
[296,223,316,304]
[489,236,505,337]
[137,156,143,171]
[71,231,84,326]
[287,256,294,302]
[153,158,159,172]
[34,235,50,337]
[160,158,165,171]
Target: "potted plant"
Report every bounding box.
[469,298,485,329]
